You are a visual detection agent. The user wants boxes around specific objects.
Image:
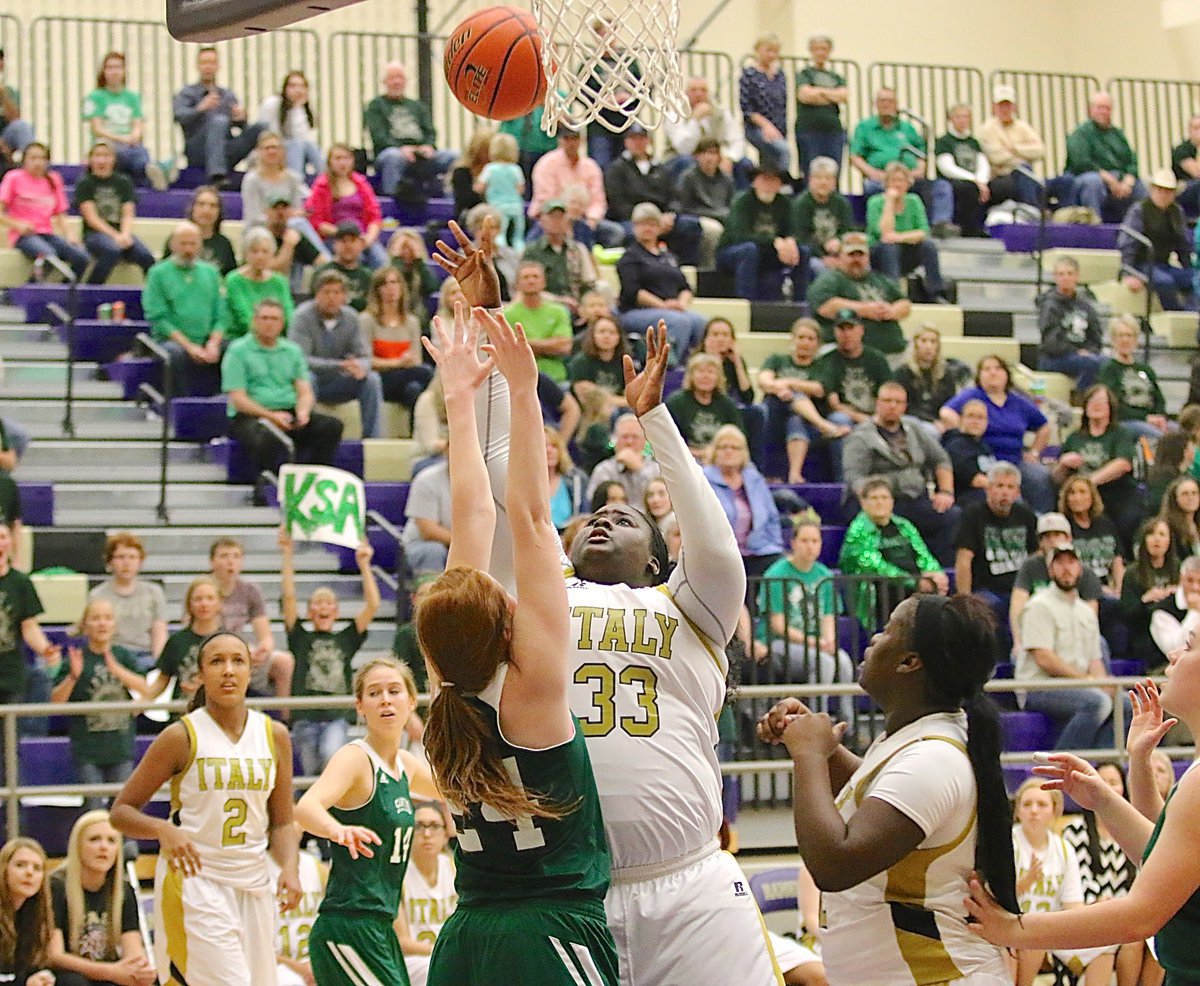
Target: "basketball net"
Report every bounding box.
[533,0,689,135]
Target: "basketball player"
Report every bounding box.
[397,802,458,986]
[434,221,780,985]
[415,305,619,985]
[758,595,1017,986]
[268,827,326,986]
[111,631,302,986]
[295,657,438,986]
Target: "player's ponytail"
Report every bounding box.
[912,595,1019,914]
[417,567,572,821]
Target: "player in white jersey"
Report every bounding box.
[432,218,779,986]
[112,631,301,986]
[397,802,458,986]
[268,842,326,986]
[760,594,1019,986]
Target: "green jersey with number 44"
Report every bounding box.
[453,665,610,906]
[321,739,416,918]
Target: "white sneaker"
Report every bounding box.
[145,161,169,191]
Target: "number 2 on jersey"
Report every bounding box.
[221,797,247,846]
[574,663,660,738]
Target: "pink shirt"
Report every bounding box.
[530,149,607,222]
[0,169,68,246]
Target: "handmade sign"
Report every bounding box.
[278,464,366,549]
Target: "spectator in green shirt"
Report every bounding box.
[1064,91,1146,221]
[806,231,911,356]
[814,309,893,424]
[715,165,799,300]
[315,222,373,312]
[1098,313,1167,442]
[503,260,573,381]
[82,51,168,189]
[363,62,456,197]
[143,221,228,396]
[224,226,294,339]
[850,86,957,235]
[792,156,854,282]
[865,162,949,302]
[665,352,744,452]
[793,33,848,177]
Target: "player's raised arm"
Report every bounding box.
[630,322,746,648]
[422,302,496,572]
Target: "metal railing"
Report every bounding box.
[134,332,171,523]
[988,69,1101,179]
[1107,76,1200,175]
[41,256,80,439]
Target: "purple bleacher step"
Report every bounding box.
[55,319,148,362]
[1000,710,1057,751]
[14,483,53,525]
[992,222,1120,252]
[8,284,144,322]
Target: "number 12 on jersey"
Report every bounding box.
[455,757,547,853]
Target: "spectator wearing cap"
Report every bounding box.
[665,77,752,186]
[504,260,574,382]
[315,222,373,312]
[934,104,990,237]
[1018,541,1132,750]
[715,164,799,300]
[604,123,703,265]
[806,231,911,360]
[241,130,328,258]
[977,84,1045,207]
[530,127,624,247]
[0,47,32,166]
[792,156,854,282]
[616,202,708,358]
[739,34,790,174]
[261,194,328,292]
[1119,168,1195,312]
[841,380,959,562]
[1064,91,1146,222]
[850,87,957,237]
[674,137,735,269]
[793,34,848,177]
[289,269,383,438]
[1170,114,1200,218]
[865,161,951,303]
[520,199,598,315]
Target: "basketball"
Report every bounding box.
[443,5,548,121]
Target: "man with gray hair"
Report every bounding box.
[841,380,959,562]
[363,60,456,198]
[792,156,854,281]
[1149,556,1200,663]
[793,33,848,175]
[935,103,991,237]
[664,76,751,184]
[954,460,1037,633]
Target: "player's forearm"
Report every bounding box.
[269,822,300,872]
[109,804,172,842]
[506,388,554,532]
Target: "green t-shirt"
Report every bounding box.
[806,268,906,354]
[363,95,436,154]
[72,171,135,230]
[287,621,367,722]
[390,622,427,692]
[664,390,743,448]
[794,66,846,133]
[933,132,984,173]
[791,191,854,252]
[156,627,205,690]
[1062,425,1138,504]
[865,192,929,245]
[503,299,573,381]
[221,335,309,417]
[814,347,892,415]
[81,88,143,137]
[499,108,558,154]
[1096,358,1165,421]
[850,115,924,170]
[567,353,625,394]
[316,261,372,312]
[0,474,20,526]
[143,258,228,345]
[0,569,42,695]
[223,270,295,340]
[761,352,826,413]
[757,557,840,642]
[54,645,139,766]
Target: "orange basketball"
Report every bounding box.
[444,5,547,121]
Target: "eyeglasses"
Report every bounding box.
[415,822,445,833]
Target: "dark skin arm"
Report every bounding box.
[433,217,501,309]
[267,720,303,913]
[758,696,862,794]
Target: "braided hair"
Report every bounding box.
[910,595,1019,913]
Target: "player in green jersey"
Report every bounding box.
[415,305,620,986]
[295,657,439,985]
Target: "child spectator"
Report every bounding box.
[474,132,525,247]
[942,398,996,505]
[48,810,153,986]
[82,51,167,189]
[0,838,54,986]
[306,143,386,268]
[568,315,628,413]
[49,600,147,808]
[145,575,222,703]
[88,532,166,672]
[279,530,379,776]
[0,142,89,281]
[224,227,294,339]
[73,141,155,284]
[361,266,432,416]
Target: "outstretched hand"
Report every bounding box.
[1031,751,1111,812]
[433,217,501,310]
[476,308,538,393]
[1128,679,1176,760]
[422,302,494,402]
[623,321,670,416]
[963,876,1022,946]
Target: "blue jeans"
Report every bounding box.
[1038,351,1104,389]
[795,129,846,177]
[0,118,33,154]
[76,759,134,811]
[16,233,90,279]
[314,369,383,438]
[113,142,151,183]
[619,308,706,361]
[870,240,945,294]
[375,147,457,197]
[716,240,793,300]
[380,364,435,411]
[1073,172,1146,222]
[1023,682,1133,751]
[292,717,349,777]
[864,177,954,226]
[745,123,791,173]
[83,231,156,284]
[285,138,324,177]
[767,641,854,722]
[1019,459,1055,514]
[1151,263,1195,311]
[183,115,264,179]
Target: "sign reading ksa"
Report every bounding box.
[278,464,366,549]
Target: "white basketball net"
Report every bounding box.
[533,0,689,135]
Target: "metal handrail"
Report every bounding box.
[1013,165,1049,299]
[1117,223,1156,363]
[42,257,79,439]
[135,332,171,522]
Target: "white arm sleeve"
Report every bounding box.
[936,152,977,183]
[642,404,746,647]
[1150,610,1184,658]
